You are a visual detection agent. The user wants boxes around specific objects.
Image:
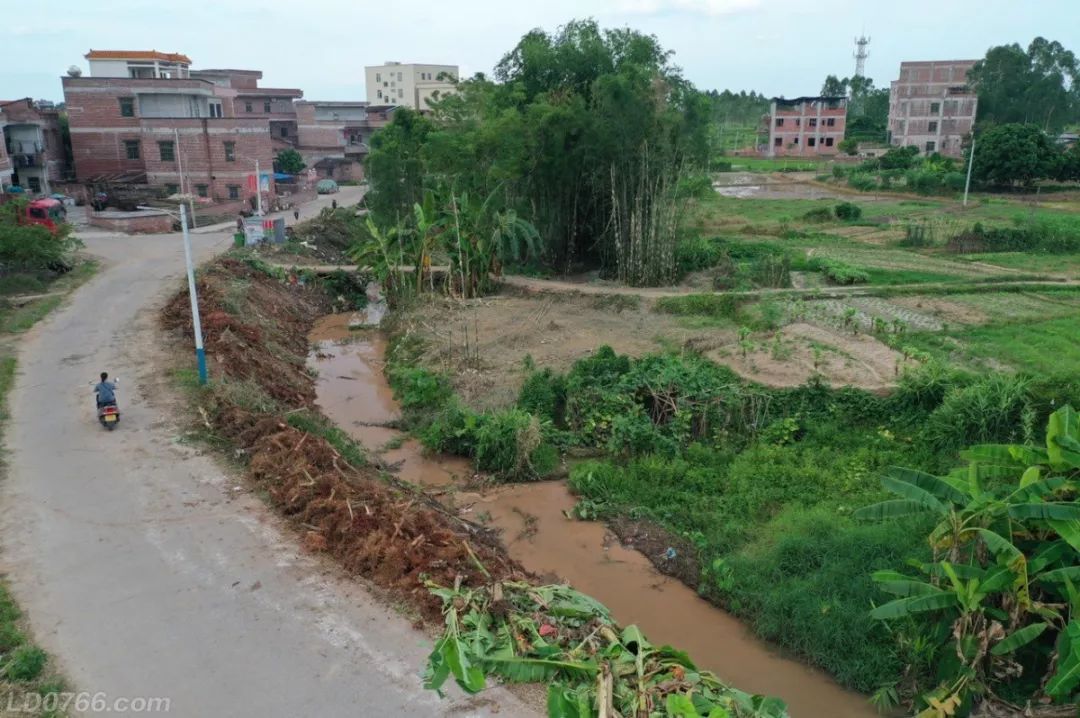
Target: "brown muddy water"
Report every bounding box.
[308,314,877,718]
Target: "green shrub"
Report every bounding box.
[802,206,835,222]
[815,258,869,285]
[831,165,849,179]
[608,410,678,456]
[5,645,46,681]
[418,400,484,456]
[675,236,724,274]
[677,174,714,198]
[834,202,862,221]
[474,408,555,480]
[943,171,967,191]
[517,368,567,426]
[923,373,1032,452]
[847,174,877,192]
[388,365,451,412]
[654,294,740,319]
[750,252,791,288]
[905,168,941,195]
[878,145,919,170]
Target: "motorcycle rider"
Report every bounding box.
[94,372,117,408]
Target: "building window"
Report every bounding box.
[791,137,799,144]
[808,137,816,147]
[195,184,208,198]
[825,137,834,147]
[930,102,941,114]
[775,118,784,127]
[925,140,936,153]
[209,103,223,118]
[809,118,817,127]
[928,121,938,133]
[376,72,381,82]
[377,90,382,99]
[119,97,135,117]
[27,177,41,193]
[158,141,175,162]
[826,117,836,127]
[264,101,271,113]
[795,118,801,126]
[224,141,236,162]
[164,183,179,195]
[280,126,288,137]
[774,137,782,147]
[397,72,402,81]
[398,89,403,98]
[124,140,140,160]
[228,185,240,200]
[245,102,253,112]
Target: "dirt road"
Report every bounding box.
[0,189,533,716]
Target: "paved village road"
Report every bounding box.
[0,189,536,716]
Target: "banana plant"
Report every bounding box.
[856,406,1080,714]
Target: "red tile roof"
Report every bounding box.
[85,50,192,64]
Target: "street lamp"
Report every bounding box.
[139,203,208,384]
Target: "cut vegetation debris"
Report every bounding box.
[424,580,788,717]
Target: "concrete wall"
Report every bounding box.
[89,209,173,233]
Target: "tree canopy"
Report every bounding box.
[819,75,890,143]
[969,37,1080,132]
[364,19,710,285]
[971,122,1063,187]
[274,148,306,175]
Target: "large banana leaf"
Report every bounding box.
[871,570,943,597]
[870,591,958,620]
[1047,406,1080,470]
[1008,502,1080,522]
[1037,566,1080,584]
[886,466,968,505]
[990,622,1048,655]
[484,655,598,683]
[1045,620,1080,698]
[855,499,936,521]
[1048,519,1080,554]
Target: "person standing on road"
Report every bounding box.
[236,215,244,232]
[331,199,337,210]
[293,208,300,221]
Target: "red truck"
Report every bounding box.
[23,198,67,232]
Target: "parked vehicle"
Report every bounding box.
[24,198,67,233]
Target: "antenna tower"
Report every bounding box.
[854,35,870,78]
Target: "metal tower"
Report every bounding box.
[853,35,870,77]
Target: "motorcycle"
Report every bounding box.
[92,378,120,430]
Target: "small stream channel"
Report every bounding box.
[308,312,877,718]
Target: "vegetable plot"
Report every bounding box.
[423,579,789,718]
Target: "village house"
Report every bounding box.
[887,60,978,158]
[0,98,66,195]
[765,96,847,157]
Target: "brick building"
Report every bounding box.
[0,98,66,195]
[295,101,394,181]
[0,105,12,190]
[190,69,303,150]
[63,50,281,206]
[888,60,978,158]
[765,96,847,157]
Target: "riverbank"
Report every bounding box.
[161,256,793,716]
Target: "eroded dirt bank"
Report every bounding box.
[308,317,877,718]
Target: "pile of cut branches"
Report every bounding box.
[423,579,789,718]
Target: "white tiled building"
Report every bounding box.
[364,62,458,111]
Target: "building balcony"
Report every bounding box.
[13,152,43,168]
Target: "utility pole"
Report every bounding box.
[963,134,976,207]
[174,128,196,228]
[254,159,263,216]
[179,204,208,385]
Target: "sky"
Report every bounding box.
[1,0,1075,103]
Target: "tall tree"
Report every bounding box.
[969,37,1080,132]
[971,123,1061,187]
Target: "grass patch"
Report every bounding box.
[905,314,1080,375]
[654,294,740,319]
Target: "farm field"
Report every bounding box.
[375,166,1080,705]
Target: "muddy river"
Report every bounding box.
[308,313,877,718]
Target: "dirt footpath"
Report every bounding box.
[0,191,535,716]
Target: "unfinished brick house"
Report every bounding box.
[0,98,67,195]
[62,50,281,207]
[888,60,978,158]
[190,69,303,151]
[295,101,395,182]
[765,96,847,157]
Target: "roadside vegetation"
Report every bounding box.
[0,197,95,717]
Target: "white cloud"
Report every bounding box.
[617,0,762,16]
